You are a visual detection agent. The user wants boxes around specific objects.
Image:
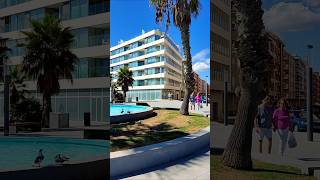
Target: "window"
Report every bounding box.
[71,0,88,19]
[89,0,108,15]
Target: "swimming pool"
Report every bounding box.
[110,104,153,124]
[110,104,153,116]
[0,137,108,170]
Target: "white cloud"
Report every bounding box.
[264,2,320,32]
[192,48,210,72]
[193,62,210,72]
[304,0,320,8]
[192,48,210,62]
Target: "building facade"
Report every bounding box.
[282,51,295,103]
[266,31,284,101]
[313,72,320,104]
[211,0,232,120]
[0,0,109,123]
[293,57,306,108]
[110,29,184,101]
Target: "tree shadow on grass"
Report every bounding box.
[250,168,302,175]
[110,122,189,152]
[211,148,303,176]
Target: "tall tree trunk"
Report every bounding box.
[42,94,51,128]
[179,24,194,115]
[222,71,259,169]
[221,0,270,169]
[123,90,126,102]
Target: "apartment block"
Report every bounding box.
[192,72,208,95]
[282,51,296,103]
[211,0,231,120]
[313,72,320,104]
[266,31,284,101]
[0,0,109,123]
[110,29,184,101]
[293,56,307,108]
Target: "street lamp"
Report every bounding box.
[306,44,313,142]
[205,75,208,107]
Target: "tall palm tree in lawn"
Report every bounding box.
[21,15,78,128]
[222,0,271,169]
[150,0,200,115]
[116,66,134,102]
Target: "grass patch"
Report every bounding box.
[110,110,209,152]
[211,155,316,180]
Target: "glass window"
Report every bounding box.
[71,0,88,19]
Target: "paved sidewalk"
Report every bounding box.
[139,100,210,116]
[120,150,210,180]
[212,121,320,177]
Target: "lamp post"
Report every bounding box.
[306,44,313,142]
[205,75,208,107]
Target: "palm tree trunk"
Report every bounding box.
[179,24,194,115]
[123,91,126,102]
[42,94,51,128]
[222,72,259,169]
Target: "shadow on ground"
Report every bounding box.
[210,148,309,178]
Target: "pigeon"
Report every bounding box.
[33,149,44,167]
[55,154,70,164]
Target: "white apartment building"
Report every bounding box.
[0,0,109,123]
[110,29,184,101]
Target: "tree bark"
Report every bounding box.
[221,0,270,169]
[179,23,194,115]
[42,94,51,128]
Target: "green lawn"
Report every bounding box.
[110,110,209,152]
[211,155,316,180]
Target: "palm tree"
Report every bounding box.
[116,66,134,101]
[20,15,78,128]
[0,38,11,136]
[150,0,200,115]
[222,0,271,169]
[9,66,29,105]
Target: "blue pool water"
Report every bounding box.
[0,137,108,170]
[110,104,152,116]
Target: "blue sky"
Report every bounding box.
[262,0,320,71]
[110,0,210,82]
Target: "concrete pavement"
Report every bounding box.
[119,150,210,180]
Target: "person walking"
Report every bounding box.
[255,96,274,154]
[189,93,195,110]
[195,93,201,111]
[273,98,293,156]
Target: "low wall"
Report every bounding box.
[0,156,109,180]
[110,127,210,178]
[110,109,154,124]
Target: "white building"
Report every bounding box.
[0,0,109,123]
[110,29,184,101]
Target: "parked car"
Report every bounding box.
[290,110,307,132]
